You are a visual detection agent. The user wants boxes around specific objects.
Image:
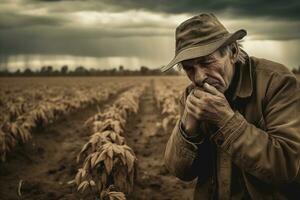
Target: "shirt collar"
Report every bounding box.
[233,52,253,100]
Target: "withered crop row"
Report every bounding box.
[0,82,133,161]
[75,84,147,200]
[153,79,186,132]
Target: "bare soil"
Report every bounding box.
[0,87,131,200]
[0,82,195,200]
[126,82,194,200]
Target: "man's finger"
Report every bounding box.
[186,97,198,112]
[186,106,199,120]
[203,83,220,96]
[192,88,205,98]
[189,94,202,106]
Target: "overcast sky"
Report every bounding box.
[0,0,299,71]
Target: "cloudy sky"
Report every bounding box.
[0,0,299,71]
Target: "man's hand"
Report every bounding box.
[181,83,235,137]
[190,83,234,127]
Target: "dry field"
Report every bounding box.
[1,75,299,200]
[0,76,194,200]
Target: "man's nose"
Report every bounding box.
[194,66,206,86]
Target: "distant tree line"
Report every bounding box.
[0,65,180,77]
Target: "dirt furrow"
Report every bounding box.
[126,80,194,200]
[0,86,132,200]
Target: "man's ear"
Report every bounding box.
[230,42,239,63]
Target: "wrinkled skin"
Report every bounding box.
[181,44,238,136]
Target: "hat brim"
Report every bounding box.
[161,29,247,72]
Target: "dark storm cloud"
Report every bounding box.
[0,13,69,29]
[0,0,299,69]
[0,25,172,57]
[35,0,300,20]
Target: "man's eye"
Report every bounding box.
[201,60,214,65]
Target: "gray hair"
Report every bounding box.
[218,41,247,64]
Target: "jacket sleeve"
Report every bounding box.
[164,85,212,181]
[211,72,300,186]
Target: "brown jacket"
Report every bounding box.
[164,55,300,200]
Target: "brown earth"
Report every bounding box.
[126,81,194,200]
[0,81,195,200]
[0,86,132,200]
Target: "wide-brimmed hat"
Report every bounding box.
[161,13,247,72]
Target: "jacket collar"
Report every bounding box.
[233,52,253,100]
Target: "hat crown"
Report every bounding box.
[160,13,246,72]
[175,13,229,55]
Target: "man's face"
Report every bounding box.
[181,50,235,93]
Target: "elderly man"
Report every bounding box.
[163,13,300,199]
